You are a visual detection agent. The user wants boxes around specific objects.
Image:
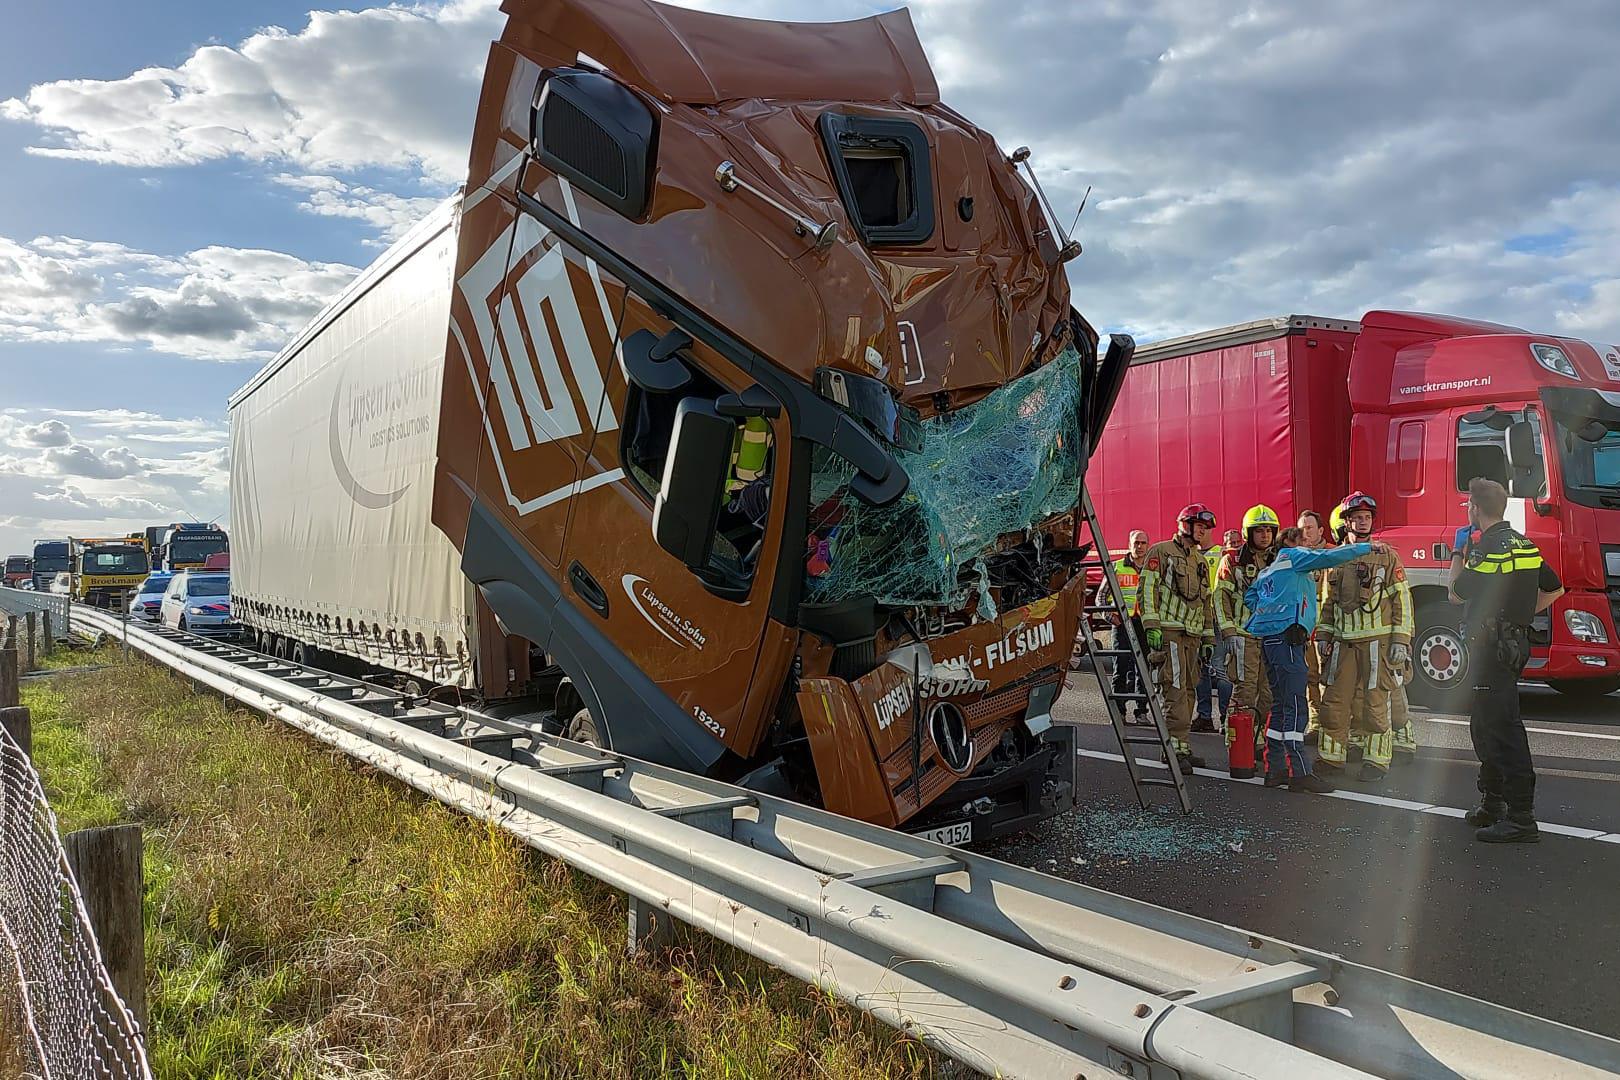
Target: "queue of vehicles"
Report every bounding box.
[6,523,230,613]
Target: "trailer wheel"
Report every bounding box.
[291,642,310,668]
[1410,602,1470,712]
[1547,677,1620,699]
[565,708,604,748]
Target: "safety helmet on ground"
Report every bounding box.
[1241,504,1280,538]
[1176,503,1216,535]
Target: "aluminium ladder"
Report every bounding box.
[1073,486,1192,812]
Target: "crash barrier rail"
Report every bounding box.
[0,722,152,1080]
[0,588,70,641]
[55,596,1620,1079]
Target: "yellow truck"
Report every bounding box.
[72,536,151,611]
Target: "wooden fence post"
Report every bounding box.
[41,611,53,657]
[0,646,17,709]
[24,611,36,674]
[0,706,30,759]
[64,825,147,1038]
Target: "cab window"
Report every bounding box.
[1456,413,1545,497]
[622,379,776,583]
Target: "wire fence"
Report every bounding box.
[0,723,151,1080]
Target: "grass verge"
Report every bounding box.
[21,655,948,1079]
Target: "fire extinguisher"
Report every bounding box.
[1227,710,1256,779]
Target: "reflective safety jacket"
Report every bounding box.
[1110,555,1143,615]
[1454,522,1562,644]
[1319,544,1413,646]
[1217,543,1277,639]
[1141,535,1215,638]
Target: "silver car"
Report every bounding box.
[160,571,236,636]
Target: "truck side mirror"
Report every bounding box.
[652,400,732,572]
[1505,420,1539,498]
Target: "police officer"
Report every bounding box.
[1141,504,1218,773]
[1450,477,1564,843]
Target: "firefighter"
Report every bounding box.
[1316,492,1413,782]
[1451,477,1564,842]
[1141,504,1218,773]
[1195,528,1239,732]
[1216,506,1280,768]
[1104,530,1151,719]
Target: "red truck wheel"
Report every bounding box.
[1410,602,1470,712]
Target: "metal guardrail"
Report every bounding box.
[46,593,1620,1080]
[0,588,70,638]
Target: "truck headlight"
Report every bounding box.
[1530,343,1578,380]
[1564,609,1610,644]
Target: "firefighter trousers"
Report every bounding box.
[1320,638,1394,768]
[1471,654,1536,813]
[1306,640,1323,731]
[1225,634,1272,727]
[1150,627,1200,749]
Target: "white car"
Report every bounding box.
[49,572,73,595]
[160,571,236,636]
[128,573,175,623]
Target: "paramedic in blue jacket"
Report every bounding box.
[1244,526,1388,792]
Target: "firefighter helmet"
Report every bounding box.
[1176,503,1216,535]
[1328,503,1348,543]
[1337,492,1377,536]
[1241,504,1280,538]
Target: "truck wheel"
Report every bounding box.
[291,642,310,667]
[1410,602,1471,712]
[1547,677,1620,699]
[565,708,603,747]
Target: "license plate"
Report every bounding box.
[917,821,973,847]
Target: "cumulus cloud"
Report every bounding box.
[15,419,71,448]
[0,0,500,183]
[0,408,228,555]
[3,0,1619,345]
[0,234,356,361]
[273,174,448,242]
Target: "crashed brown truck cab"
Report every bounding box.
[433,0,1100,841]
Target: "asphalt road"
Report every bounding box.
[986,675,1620,1039]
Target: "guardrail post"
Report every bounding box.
[627,895,675,955]
[64,824,147,1039]
[24,611,36,673]
[1,645,17,708]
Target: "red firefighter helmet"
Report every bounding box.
[1336,491,1378,520]
[1176,503,1217,535]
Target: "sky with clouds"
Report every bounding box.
[2,0,1618,557]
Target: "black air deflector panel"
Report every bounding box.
[531,68,658,220]
[818,113,935,246]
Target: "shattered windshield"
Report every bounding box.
[805,345,1085,618]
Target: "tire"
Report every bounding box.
[178,616,188,632]
[291,642,310,668]
[1409,602,1471,712]
[1547,677,1620,699]
[565,707,604,747]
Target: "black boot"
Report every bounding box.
[1288,773,1336,794]
[1191,715,1217,734]
[1476,811,1539,844]
[1358,763,1387,784]
[1464,797,1506,828]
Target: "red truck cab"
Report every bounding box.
[1349,311,1620,702]
[1089,309,1620,707]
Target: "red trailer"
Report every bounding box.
[1090,311,1620,707]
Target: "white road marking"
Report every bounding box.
[1420,716,1620,742]
[1077,748,1620,844]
